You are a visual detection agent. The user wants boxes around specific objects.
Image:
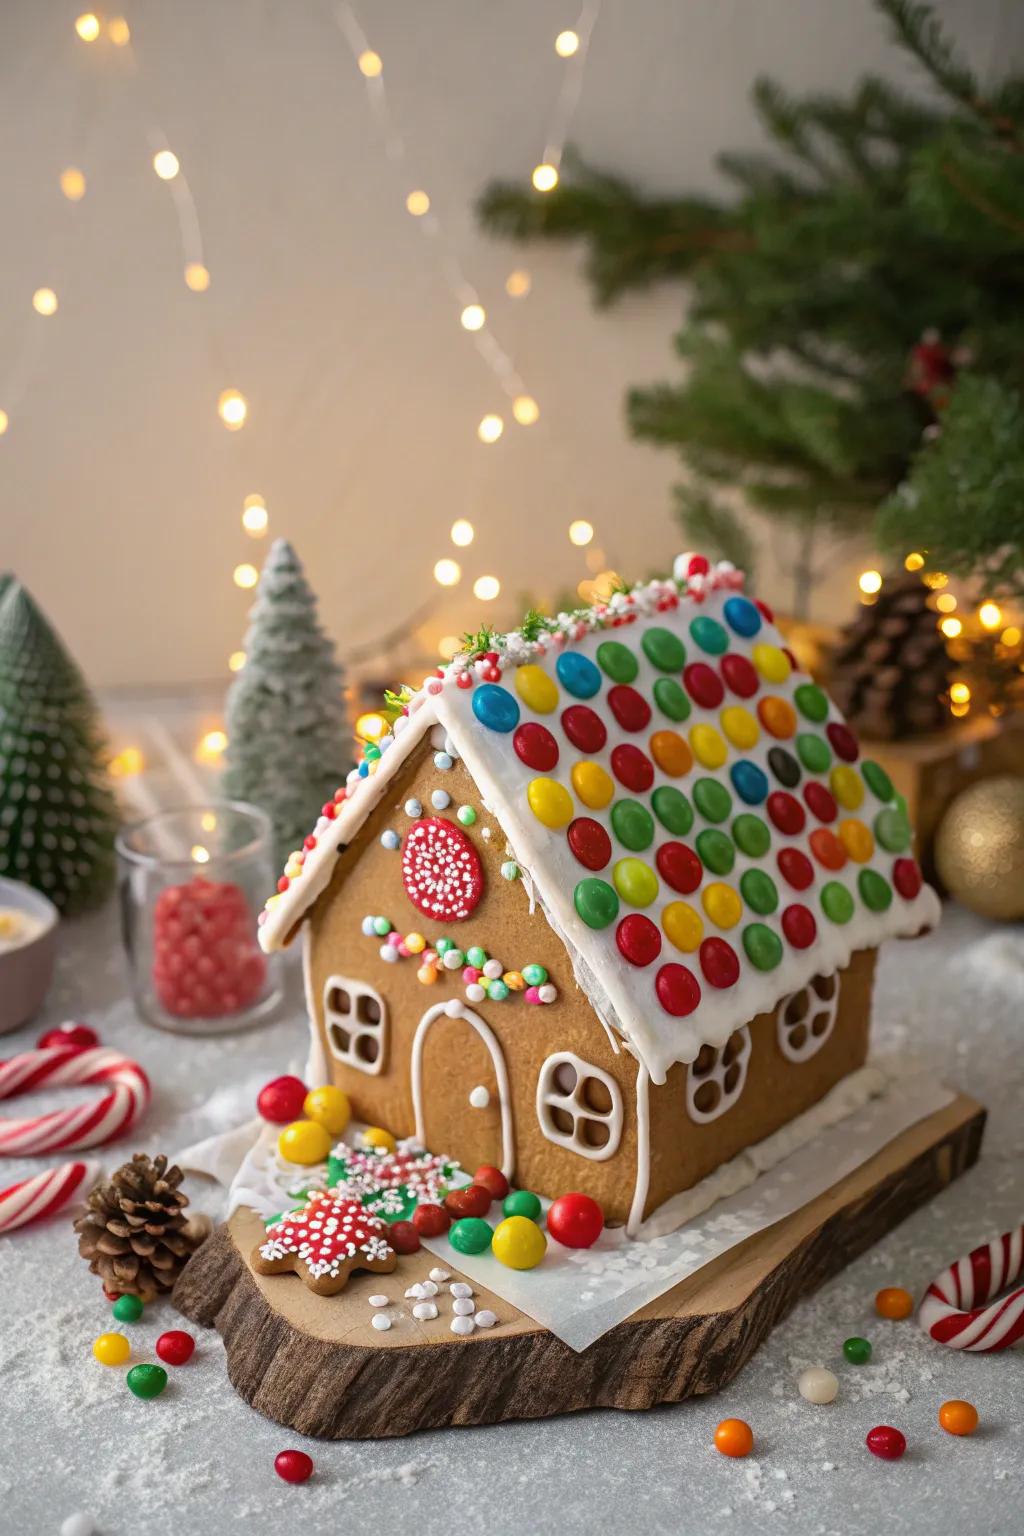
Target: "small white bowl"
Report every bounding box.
[0,878,59,1035]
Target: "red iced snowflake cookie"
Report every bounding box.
[252,1192,397,1296]
[401,817,484,921]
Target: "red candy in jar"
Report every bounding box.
[274,1450,314,1484]
[152,876,267,1019]
[38,1021,99,1049]
[388,1220,421,1255]
[444,1184,493,1219]
[473,1165,510,1201]
[257,1075,309,1124]
[546,1192,604,1249]
[866,1425,907,1461]
[155,1330,195,1366]
[412,1202,450,1237]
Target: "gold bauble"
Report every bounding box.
[934,776,1024,920]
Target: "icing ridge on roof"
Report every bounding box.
[258,555,939,1083]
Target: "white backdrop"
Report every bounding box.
[0,0,1015,687]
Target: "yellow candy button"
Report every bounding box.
[492,1214,547,1270]
[613,857,659,906]
[528,776,574,828]
[278,1120,333,1166]
[689,723,728,770]
[839,818,874,862]
[702,881,742,929]
[93,1332,131,1367]
[662,900,703,952]
[515,663,559,714]
[719,706,759,751]
[303,1084,351,1135]
[571,760,614,810]
[752,643,791,683]
[830,764,864,811]
[362,1125,397,1154]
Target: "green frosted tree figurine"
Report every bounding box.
[0,577,117,912]
[223,539,351,868]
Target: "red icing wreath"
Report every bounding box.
[401,817,484,921]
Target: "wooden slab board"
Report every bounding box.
[173,1093,985,1440]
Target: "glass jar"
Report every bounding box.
[117,801,283,1035]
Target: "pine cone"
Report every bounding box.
[73,1152,211,1301]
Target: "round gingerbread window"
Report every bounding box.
[401,816,484,921]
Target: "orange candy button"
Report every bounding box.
[939,1399,979,1436]
[839,818,874,862]
[714,1418,754,1458]
[757,696,796,739]
[650,730,692,778]
[875,1286,914,1320]
[810,828,847,871]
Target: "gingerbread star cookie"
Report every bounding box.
[252,1191,397,1296]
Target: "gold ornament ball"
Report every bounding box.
[935,776,1024,920]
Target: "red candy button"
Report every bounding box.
[474,1164,510,1200]
[444,1184,493,1219]
[155,1330,195,1366]
[893,857,923,900]
[720,653,759,698]
[809,828,847,870]
[700,937,740,989]
[389,1220,421,1254]
[546,1192,604,1249]
[275,1450,314,1484]
[412,1203,450,1236]
[513,721,559,772]
[402,818,484,922]
[767,791,806,836]
[687,554,710,576]
[611,744,654,792]
[562,705,607,754]
[782,904,817,949]
[754,598,774,623]
[656,841,703,895]
[567,817,612,871]
[616,914,662,967]
[683,662,724,710]
[866,1425,906,1462]
[804,783,838,823]
[777,847,814,891]
[826,722,859,762]
[608,685,652,733]
[655,963,702,1016]
[257,1075,309,1124]
[38,1021,99,1050]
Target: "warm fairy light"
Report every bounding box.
[190,845,210,864]
[512,394,539,426]
[218,389,248,429]
[940,616,963,638]
[228,650,246,672]
[555,29,580,56]
[153,150,180,181]
[1002,626,1022,647]
[355,712,387,742]
[505,269,531,298]
[950,701,970,718]
[433,558,461,587]
[438,635,461,661]
[241,496,268,536]
[569,519,594,547]
[577,579,596,603]
[233,563,259,589]
[585,546,606,572]
[358,49,383,77]
[109,746,144,778]
[108,16,131,45]
[477,414,504,444]
[949,682,971,705]
[979,601,1003,631]
[196,730,228,763]
[923,571,948,589]
[32,288,58,317]
[74,13,100,42]
[184,262,210,292]
[0,411,8,436]
[858,569,883,595]
[593,570,622,599]
[532,163,559,193]
[201,812,218,832]
[935,593,957,613]
[406,190,430,216]
[450,519,474,547]
[904,552,925,572]
[473,575,501,601]
[460,304,486,332]
[60,168,86,202]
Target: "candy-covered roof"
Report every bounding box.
[258,556,939,1085]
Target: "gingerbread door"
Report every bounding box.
[411,1001,514,1178]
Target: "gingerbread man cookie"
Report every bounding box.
[252,1191,397,1296]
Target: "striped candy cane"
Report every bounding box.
[0,1046,150,1155]
[0,1159,98,1234]
[918,1226,1024,1353]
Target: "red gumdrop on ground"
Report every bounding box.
[444,1184,493,1219]
[152,876,266,1019]
[275,1450,314,1484]
[865,1425,907,1461]
[474,1165,510,1201]
[38,1022,99,1050]
[155,1330,195,1366]
[412,1203,450,1237]
[388,1221,421,1255]
[547,1192,604,1249]
[257,1075,309,1124]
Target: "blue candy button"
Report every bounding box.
[556,651,602,699]
[730,759,769,805]
[471,683,520,733]
[723,596,762,638]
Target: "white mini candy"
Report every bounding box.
[412,1301,439,1321]
[431,789,451,809]
[60,1517,95,1536]
[404,1284,423,1299]
[538,983,557,1004]
[361,915,376,936]
[371,1313,392,1332]
[379,829,400,850]
[465,984,486,1003]
[474,1310,498,1328]
[442,948,464,970]
[450,1315,474,1336]
[452,1297,474,1316]
[482,959,503,980]
[428,1267,450,1283]
[450,1282,473,1299]
[368,1294,390,1308]
[797,1367,839,1405]
[419,1279,439,1296]
[404,798,423,817]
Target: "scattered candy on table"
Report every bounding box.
[492,1214,547,1270]
[155,1330,195,1366]
[112,1293,144,1323]
[448,1217,493,1255]
[473,1164,510,1201]
[502,1189,542,1222]
[444,1184,493,1219]
[126,1362,168,1399]
[371,1313,391,1332]
[797,1367,838,1404]
[875,1285,914,1320]
[714,1418,754,1458]
[843,1335,872,1364]
[303,1084,350,1135]
[257,1075,308,1124]
[93,1332,131,1367]
[939,1399,979,1436]
[274,1450,314,1484]
[412,1203,450,1236]
[59,1514,96,1536]
[361,1126,397,1155]
[389,1220,421,1254]
[865,1424,906,1461]
[277,1119,332,1166]
[546,1191,604,1249]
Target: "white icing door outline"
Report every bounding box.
[411,1000,514,1179]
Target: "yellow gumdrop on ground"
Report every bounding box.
[303,1085,350,1136]
[278,1119,332,1165]
[492,1214,547,1270]
[719,706,759,750]
[93,1332,131,1366]
[752,643,791,683]
[702,882,742,929]
[571,760,614,809]
[689,723,728,770]
[362,1125,397,1154]
[514,663,559,714]
[662,900,703,952]
[839,818,874,862]
[830,764,864,810]
[527,776,574,828]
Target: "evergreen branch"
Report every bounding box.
[459,624,498,657]
[752,78,837,184]
[938,155,1024,239]
[878,0,1023,149]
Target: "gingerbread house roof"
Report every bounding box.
[257,557,939,1086]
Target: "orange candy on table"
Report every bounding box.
[939,1399,979,1436]
[875,1286,914,1320]
[714,1418,754,1458]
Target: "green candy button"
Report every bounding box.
[653,678,691,722]
[503,1189,542,1221]
[858,868,893,911]
[126,1364,167,1400]
[642,627,686,672]
[112,1294,144,1324]
[740,867,778,914]
[862,760,894,802]
[743,923,783,971]
[611,799,655,851]
[449,1218,494,1255]
[613,857,659,906]
[596,640,638,683]
[797,733,831,774]
[689,616,729,655]
[843,1336,872,1365]
[794,683,829,723]
[652,785,693,835]
[693,777,732,824]
[696,828,734,876]
[821,880,854,923]
[875,807,911,852]
[733,813,770,859]
[574,877,619,929]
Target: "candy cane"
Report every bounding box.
[0,1159,98,1234]
[0,1046,150,1155]
[918,1226,1024,1353]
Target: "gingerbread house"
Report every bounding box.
[257,556,939,1236]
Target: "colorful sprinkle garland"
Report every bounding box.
[360,916,558,1005]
